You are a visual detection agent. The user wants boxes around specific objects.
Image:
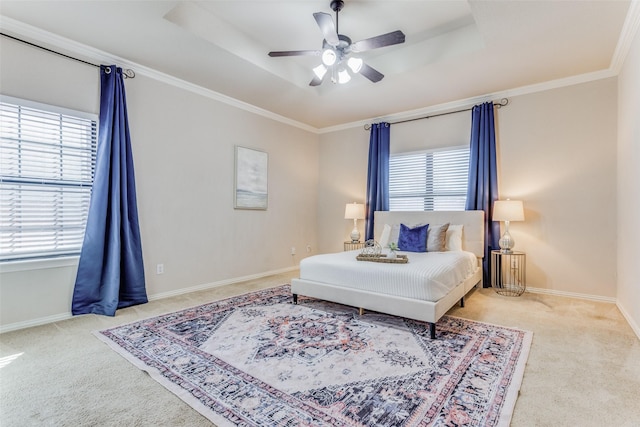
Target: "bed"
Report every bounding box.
[291,210,485,338]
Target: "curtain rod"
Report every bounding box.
[1,32,135,78]
[364,98,508,130]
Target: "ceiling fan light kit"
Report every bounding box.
[268,0,405,86]
[313,64,328,80]
[321,49,337,66]
[337,68,351,84]
[347,57,363,73]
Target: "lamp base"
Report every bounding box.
[498,230,515,253]
[350,218,361,243]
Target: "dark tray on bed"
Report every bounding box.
[356,254,408,264]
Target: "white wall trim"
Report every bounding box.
[0,255,78,273]
[320,69,617,134]
[610,0,640,73]
[0,13,631,136]
[617,301,640,341]
[140,70,318,134]
[527,288,639,340]
[147,266,298,301]
[0,17,318,134]
[0,266,298,334]
[525,286,616,304]
[0,312,72,334]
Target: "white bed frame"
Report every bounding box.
[291,210,485,338]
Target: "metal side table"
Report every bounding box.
[491,250,526,296]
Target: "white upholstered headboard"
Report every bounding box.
[374,210,485,258]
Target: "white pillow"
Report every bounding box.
[379,224,392,248]
[445,224,464,251]
[388,224,401,247]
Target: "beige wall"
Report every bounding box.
[617,25,640,336]
[317,127,369,253]
[317,78,618,299]
[0,37,319,329]
[498,79,618,298]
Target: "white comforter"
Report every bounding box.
[299,250,479,302]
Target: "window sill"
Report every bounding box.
[0,256,80,273]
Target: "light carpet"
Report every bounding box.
[95,285,532,426]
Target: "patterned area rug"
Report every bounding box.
[96,285,532,426]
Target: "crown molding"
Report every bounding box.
[319,1,640,133]
[2,6,634,136]
[1,16,132,69]
[322,68,617,134]
[610,0,640,73]
[0,16,319,134]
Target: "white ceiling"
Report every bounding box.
[0,1,633,130]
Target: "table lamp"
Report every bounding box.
[344,202,365,243]
[493,199,524,253]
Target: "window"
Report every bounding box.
[389,146,469,211]
[0,96,97,261]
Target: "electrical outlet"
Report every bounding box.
[290,247,296,255]
[156,263,164,274]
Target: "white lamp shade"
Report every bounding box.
[345,203,365,219]
[347,57,363,73]
[337,68,351,84]
[312,64,327,79]
[493,200,524,222]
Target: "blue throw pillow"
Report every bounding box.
[398,223,429,252]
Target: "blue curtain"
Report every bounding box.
[365,122,390,240]
[466,102,500,287]
[72,65,147,316]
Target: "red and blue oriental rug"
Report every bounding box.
[96,285,532,426]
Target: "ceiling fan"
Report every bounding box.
[268,0,405,86]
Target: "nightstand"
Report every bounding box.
[344,241,366,251]
[491,250,526,296]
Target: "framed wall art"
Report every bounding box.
[234,146,268,210]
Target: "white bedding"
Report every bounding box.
[299,250,479,302]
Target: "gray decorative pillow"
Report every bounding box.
[388,223,426,248]
[426,223,450,252]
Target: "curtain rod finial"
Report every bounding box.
[496,98,508,108]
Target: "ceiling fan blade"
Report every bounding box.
[268,50,321,57]
[350,30,406,53]
[313,12,339,46]
[309,75,324,86]
[359,63,384,83]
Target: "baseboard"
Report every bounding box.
[0,266,298,334]
[616,302,640,341]
[0,312,73,334]
[2,273,629,335]
[525,286,616,303]
[526,287,640,340]
[148,266,298,301]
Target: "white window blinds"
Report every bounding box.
[0,97,97,261]
[389,146,469,211]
